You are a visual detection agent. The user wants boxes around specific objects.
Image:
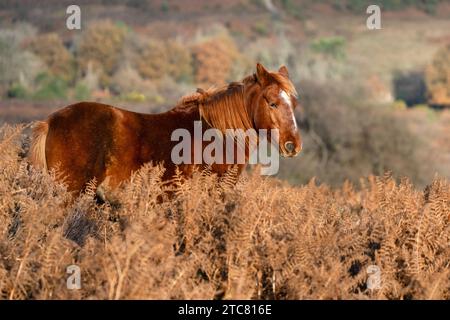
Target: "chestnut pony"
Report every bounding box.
[29,63,302,195]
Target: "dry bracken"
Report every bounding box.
[0,124,449,300]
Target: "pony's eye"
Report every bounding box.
[269,102,277,109]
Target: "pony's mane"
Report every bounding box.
[178,75,255,133]
[177,72,297,133]
[270,73,298,98]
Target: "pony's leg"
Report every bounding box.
[96,176,121,208]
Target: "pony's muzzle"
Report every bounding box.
[283,140,302,157]
[285,141,295,153]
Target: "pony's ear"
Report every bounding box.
[256,63,270,86]
[278,65,289,78]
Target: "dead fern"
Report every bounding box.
[0,124,449,300]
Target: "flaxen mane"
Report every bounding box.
[178,77,254,133]
[177,73,297,133]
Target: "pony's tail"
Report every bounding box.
[29,121,48,171]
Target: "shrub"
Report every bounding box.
[280,0,304,20]
[6,84,28,99]
[76,20,127,86]
[0,25,43,97]
[110,63,157,98]
[161,0,169,13]
[26,33,75,83]
[165,40,193,83]
[120,91,147,103]
[393,71,427,106]
[392,99,407,110]
[311,36,346,60]
[74,83,91,101]
[132,38,192,83]
[425,44,450,107]
[252,20,270,36]
[244,35,295,73]
[32,73,68,100]
[77,62,100,94]
[152,75,196,105]
[134,39,169,80]
[192,36,240,87]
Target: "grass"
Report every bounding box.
[0,124,449,299]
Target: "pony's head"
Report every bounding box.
[251,63,302,157]
[190,62,302,158]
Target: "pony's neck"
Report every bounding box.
[198,81,258,133]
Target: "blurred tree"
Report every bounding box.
[311,37,346,60]
[111,63,156,97]
[134,38,193,83]
[33,72,68,100]
[76,20,127,86]
[26,33,75,83]
[393,71,426,106]
[0,26,43,97]
[426,44,450,107]
[74,82,91,100]
[166,40,193,82]
[192,36,240,87]
[7,83,28,99]
[134,39,168,80]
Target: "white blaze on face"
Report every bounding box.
[280,90,297,130]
